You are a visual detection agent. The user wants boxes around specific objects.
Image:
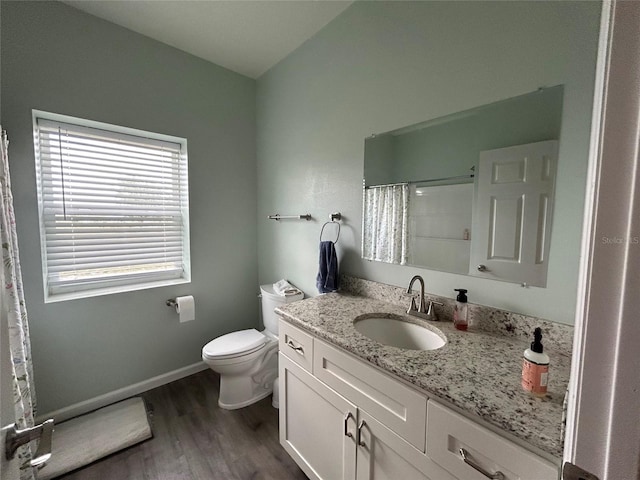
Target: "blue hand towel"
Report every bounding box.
[317,241,339,294]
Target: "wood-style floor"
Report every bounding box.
[58,370,307,480]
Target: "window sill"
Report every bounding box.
[44,277,191,303]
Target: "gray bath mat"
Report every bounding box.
[38,397,153,479]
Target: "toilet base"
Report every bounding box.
[218,387,273,410]
[272,377,279,409]
[216,354,278,410]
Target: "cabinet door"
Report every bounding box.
[279,353,357,480]
[314,339,427,451]
[355,410,456,480]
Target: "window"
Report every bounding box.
[33,111,190,302]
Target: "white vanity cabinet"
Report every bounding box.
[279,354,356,480]
[279,354,453,480]
[278,320,559,480]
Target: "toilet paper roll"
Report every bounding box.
[175,295,195,323]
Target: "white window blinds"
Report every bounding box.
[34,112,190,301]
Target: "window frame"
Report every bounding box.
[33,110,191,303]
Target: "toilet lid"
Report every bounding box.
[202,329,267,359]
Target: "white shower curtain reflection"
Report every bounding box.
[1,128,37,480]
[363,184,409,265]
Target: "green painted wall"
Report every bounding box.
[378,86,564,185]
[0,0,601,416]
[257,1,600,325]
[363,134,395,187]
[1,1,257,414]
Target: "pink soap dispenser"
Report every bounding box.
[522,328,550,396]
[453,289,468,331]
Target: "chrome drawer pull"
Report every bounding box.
[287,340,304,355]
[344,412,353,438]
[357,420,367,447]
[459,448,505,480]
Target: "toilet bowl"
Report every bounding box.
[202,284,303,409]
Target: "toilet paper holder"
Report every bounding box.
[167,296,196,323]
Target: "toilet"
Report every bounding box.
[202,284,303,410]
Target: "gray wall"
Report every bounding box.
[363,134,394,187]
[388,86,563,185]
[257,1,601,324]
[1,1,257,414]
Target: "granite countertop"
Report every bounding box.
[275,292,570,460]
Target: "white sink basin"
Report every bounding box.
[353,315,446,351]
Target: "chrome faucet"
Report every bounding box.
[406,275,428,318]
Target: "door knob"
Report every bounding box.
[5,419,54,467]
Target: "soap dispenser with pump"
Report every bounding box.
[522,327,550,396]
[453,289,468,330]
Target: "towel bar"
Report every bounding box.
[268,214,312,221]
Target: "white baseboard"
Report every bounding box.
[37,362,209,424]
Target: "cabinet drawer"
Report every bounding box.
[427,401,559,480]
[279,320,314,373]
[314,339,427,452]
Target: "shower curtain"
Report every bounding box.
[1,128,37,480]
[362,184,409,265]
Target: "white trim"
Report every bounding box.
[32,110,188,146]
[564,0,613,462]
[36,362,208,424]
[566,1,640,478]
[45,277,190,304]
[32,109,191,303]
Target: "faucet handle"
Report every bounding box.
[417,294,428,314]
[426,301,444,321]
[406,296,418,315]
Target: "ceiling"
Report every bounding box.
[62,0,354,79]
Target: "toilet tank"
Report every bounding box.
[260,284,304,336]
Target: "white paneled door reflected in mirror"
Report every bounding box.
[363,86,563,286]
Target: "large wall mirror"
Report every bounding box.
[363,86,563,287]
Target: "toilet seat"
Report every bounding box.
[202,328,267,361]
